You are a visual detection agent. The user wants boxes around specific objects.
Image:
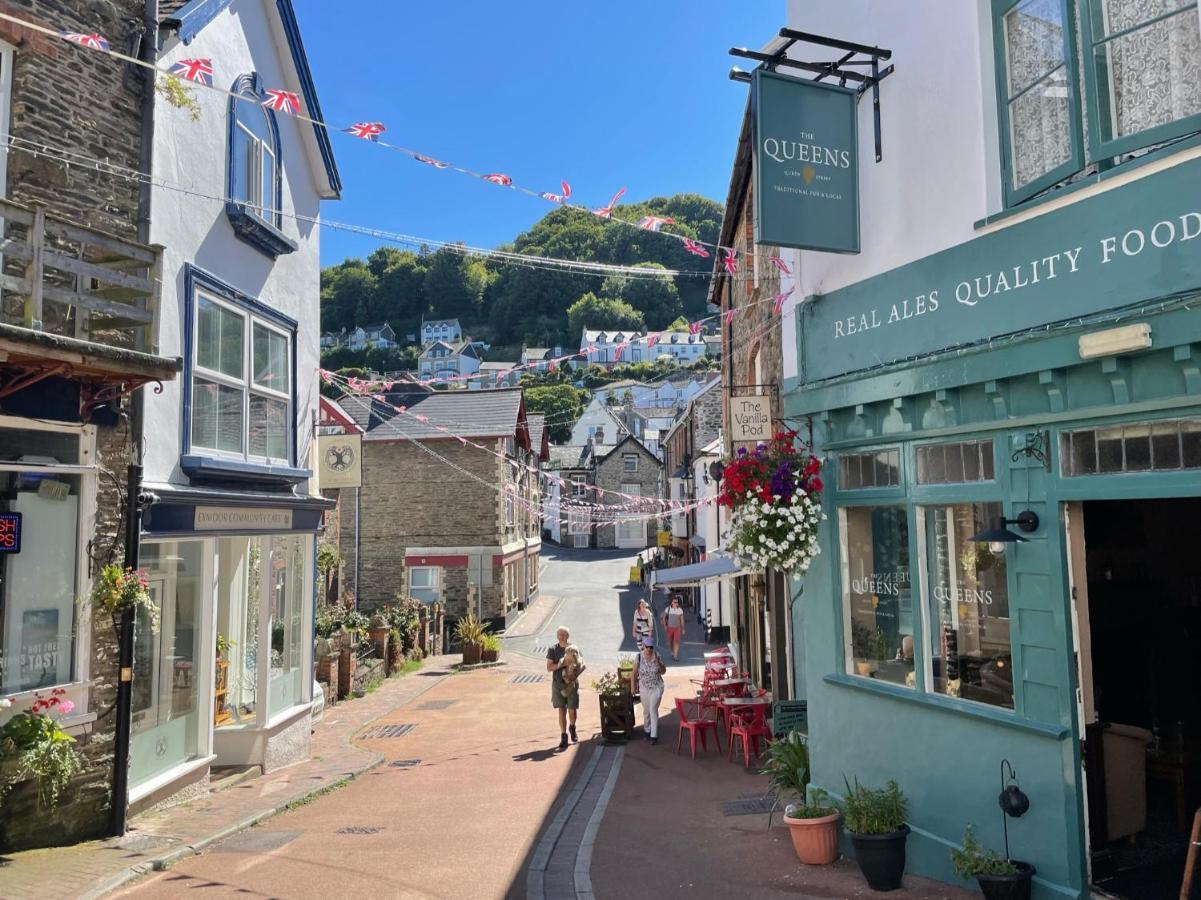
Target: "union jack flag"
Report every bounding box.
[646,332,661,348]
[682,238,710,258]
[614,340,630,361]
[688,319,705,336]
[61,32,110,51]
[585,344,599,356]
[768,255,791,275]
[772,287,795,315]
[540,181,572,203]
[262,89,301,115]
[482,173,512,186]
[593,187,626,219]
[169,57,213,86]
[345,122,386,141]
[723,308,737,326]
[414,153,451,169]
[638,215,675,232]
[721,250,738,275]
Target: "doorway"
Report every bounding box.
[1069,498,1201,900]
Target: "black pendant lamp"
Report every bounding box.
[969,511,1039,555]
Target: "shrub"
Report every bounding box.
[760,732,809,808]
[841,777,907,835]
[950,825,1018,878]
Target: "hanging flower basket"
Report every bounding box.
[87,564,158,634]
[719,431,826,573]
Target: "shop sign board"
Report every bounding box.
[318,433,362,489]
[798,156,1201,382]
[194,507,294,531]
[729,394,774,444]
[657,531,672,547]
[753,69,860,253]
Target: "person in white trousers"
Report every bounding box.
[630,635,666,744]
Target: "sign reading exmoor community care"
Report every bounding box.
[753,69,860,254]
[730,394,774,444]
[798,156,1201,382]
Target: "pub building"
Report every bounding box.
[765,3,1201,898]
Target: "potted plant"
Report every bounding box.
[851,622,877,676]
[592,671,634,742]
[760,732,842,865]
[386,627,403,672]
[214,634,235,726]
[87,564,158,634]
[841,777,909,891]
[481,633,501,663]
[0,689,84,810]
[783,791,842,866]
[951,826,1035,900]
[454,613,485,665]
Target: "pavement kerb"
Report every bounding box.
[74,663,454,900]
[573,744,624,900]
[525,743,605,900]
[504,592,567,644]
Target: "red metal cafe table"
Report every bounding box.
[718,691,766,738]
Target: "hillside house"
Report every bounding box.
[418,340,481,383]
[420,318,462,346]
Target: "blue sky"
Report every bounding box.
[295,1,782,266]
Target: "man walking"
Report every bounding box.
[546,626,580,750]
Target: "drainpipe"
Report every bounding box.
[111,0,158,839]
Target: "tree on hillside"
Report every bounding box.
[566,293,645,340]
[321,261,376,333]
[524,384,589,443]
[599,262,682,329]
[423,246,490,323]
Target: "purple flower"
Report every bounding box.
[737,447,748,457]
[770,461,795,499]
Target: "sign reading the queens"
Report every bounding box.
[752,69,860,254]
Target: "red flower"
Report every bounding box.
[810,477,823,493]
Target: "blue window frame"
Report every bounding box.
[181,265,308,485]
[225,73,297,258]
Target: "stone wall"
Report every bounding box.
[724,178,786,454]
[594,440,661,549]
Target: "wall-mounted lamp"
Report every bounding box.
[997,759,1030,864]
[968,511,1039,556]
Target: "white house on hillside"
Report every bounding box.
[418,340,481,382]
[421,318,462,345]
[577,329,709,368]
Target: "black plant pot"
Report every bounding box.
[977,862,1035,900]
[849,825,909,892]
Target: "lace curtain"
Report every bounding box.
[1004,0,1201,192]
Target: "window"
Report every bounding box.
[190,287,293,465]
[623,453,639,473]
[267,535,306,715]
[408,567,440,603]
[568,511,590,535]
[922,502,1014,709]
[226,74,296,257]
[840,506,914,687]
[0,424,91,697]
[1081,0,1201,157]
[993,0,1201,205]
[838,449,901,489]
[572,477,587,498]
[504,488,515,526]
[1061,416,1201,474]
[916,440,996,484]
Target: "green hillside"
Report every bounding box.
[319,193,723,358]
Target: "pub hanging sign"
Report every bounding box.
[752,68,860,254]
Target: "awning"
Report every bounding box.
[649,553,748,588]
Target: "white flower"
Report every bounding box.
[0,698,11,709]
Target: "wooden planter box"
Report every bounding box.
[462,642,482,665]
[481,647,499,663]
[598,691,636,743]
[214,658,231,726]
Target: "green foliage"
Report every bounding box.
[315,603,339,640]
[784,788,839,819]
[0,712,83,808]
[88,565,158,632]
[453,612,487,646]
[316,542,342,576]
[591,670,627,697]
[481,633,502,653]
[950,825,1018,878]
[523,384,589,443]
[215,633,235,659]
[841,777,908,835]
[760,732,810,805]
[342,609,371,633]
[566,292,645,339]
[320,193,724,346]
[156,75,201,121]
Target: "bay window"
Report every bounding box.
[992,0,1201,206]
[188,277,295,468]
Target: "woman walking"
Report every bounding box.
[629,635,666,744]
[631,598,654,647]
[663,595,686,660]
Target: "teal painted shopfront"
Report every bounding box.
[783,152,1201,899]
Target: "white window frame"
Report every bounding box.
[0,417,97,720]
[572,477,587,498]
[568,510,591,535]
[233,113,278,221]
[191,290,293,465]
[623,453,639,473]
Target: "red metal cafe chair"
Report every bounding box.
[675,697,722,759]
[728,705,772,769]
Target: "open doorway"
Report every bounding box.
[1069,498,1201,900]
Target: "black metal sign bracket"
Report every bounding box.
[729,27,895,163]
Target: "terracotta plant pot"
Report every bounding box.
[855,661,876,676]
[783,811,841,865]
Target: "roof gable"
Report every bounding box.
[162,0,341,198]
